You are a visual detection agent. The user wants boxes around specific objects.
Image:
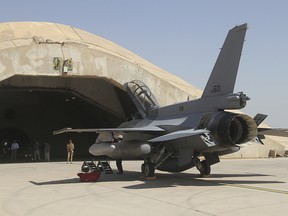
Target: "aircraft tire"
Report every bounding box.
[144,162,155,177]
[200,160,211,176]
[141,163,145,174]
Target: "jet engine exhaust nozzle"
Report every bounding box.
[210,112,257,146]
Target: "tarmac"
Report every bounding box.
[0,158,288,216]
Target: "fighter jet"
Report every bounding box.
[54,23,288,177]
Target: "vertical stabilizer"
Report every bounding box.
[202,24,248,98]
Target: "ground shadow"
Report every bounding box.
[28,170,141,186]
[122,171,285,190]
[30,178,80,186]
[29,170,285,190]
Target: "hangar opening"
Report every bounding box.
[0,75,138,161]
[0,22,201,162]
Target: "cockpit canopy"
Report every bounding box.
[124,80,159,118]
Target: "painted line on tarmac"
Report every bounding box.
[222,183,288,195]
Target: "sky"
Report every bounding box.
[1,0,287,127]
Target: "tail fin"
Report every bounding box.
[202,23,248,98]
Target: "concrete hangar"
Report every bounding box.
[0,22,285,160]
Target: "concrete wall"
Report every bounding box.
[221,137,286,159]
[0,22,202,107]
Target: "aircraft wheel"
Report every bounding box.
[144,162,155,177]
[199,160,211,176]
[141,163,145,174]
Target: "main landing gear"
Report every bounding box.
[140,151,216,177]
[193,157,211,176]
[141,161,155,177]
[141,158,211,177]
[192,151,219,176]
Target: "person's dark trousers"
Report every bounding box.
[116,159,123,174]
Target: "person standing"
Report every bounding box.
[1,140,8,162]
[66,139,74,163]
[33,141,41,161]
[116,159,123,174]
[112,132,124,174]
[10,140,19,162]
[44,142,50,162]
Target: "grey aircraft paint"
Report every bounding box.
[54,24,288,177]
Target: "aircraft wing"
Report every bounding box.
[258,128,288,137]
[148,128,210,143]
[53,126,165,135]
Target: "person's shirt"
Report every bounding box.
[70,143,74,151]
[34,142,40,151]
[11,142,19,151]
[67,143,74,152]
[44,143,50,152]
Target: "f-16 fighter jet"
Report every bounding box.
[54,24,288,177]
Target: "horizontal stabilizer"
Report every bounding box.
[53,126,165,135]
[254,113,268,126]
[148,129,210,143]
[258,128,288,137]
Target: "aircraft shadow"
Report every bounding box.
[28,170,141,186]
[30,178,80,186]
[121,172,285,190]
[29,171,284,189]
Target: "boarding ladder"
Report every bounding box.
[97,161,113,174]
[81,161,99,172]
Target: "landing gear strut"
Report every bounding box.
[193,157,211,176]
[198,160,211,176]
[141,161,155,177]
